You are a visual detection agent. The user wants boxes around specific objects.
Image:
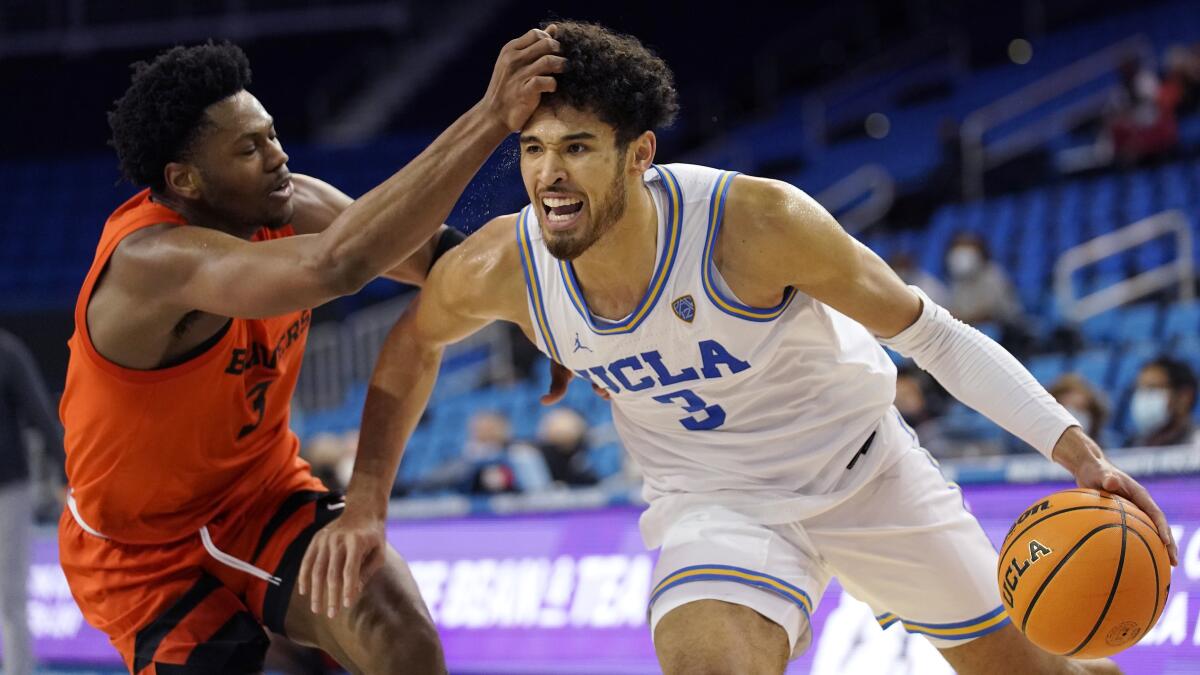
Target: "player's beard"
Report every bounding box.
[543,161,628,261]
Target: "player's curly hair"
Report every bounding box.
[541,20,679,146]
[108,41,252,191]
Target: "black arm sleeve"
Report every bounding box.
[429,227,468,272]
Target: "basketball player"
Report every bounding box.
[59,32,564,674]
[311,22,1178,674]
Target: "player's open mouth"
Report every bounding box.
[542,196,584,230]
[269,178,293,199]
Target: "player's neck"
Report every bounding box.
[150,191,261,240]
[570,183,657,314]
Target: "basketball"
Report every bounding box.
[998,488,1171,659]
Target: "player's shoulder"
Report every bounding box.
[107,222,197,283]
[287,174,353,235]
[435,212,522,275]
[116,218,252,273]
[425,212,525,309]
[715,172,846,287]
[722,172,818,243]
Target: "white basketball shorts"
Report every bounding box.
[647,413,1009,657]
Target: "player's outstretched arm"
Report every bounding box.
[123,27,564,319]
[298,215,530,617]
[725,175,1178,566]
[287,173,456,287]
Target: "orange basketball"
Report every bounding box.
[998,488,1171,659]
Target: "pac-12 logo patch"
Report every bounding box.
[672,295,696,323]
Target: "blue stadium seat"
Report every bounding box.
[1026,353,1067,386]
[1079,309,1120,344]
[940,403,1005,442]
[1134,239,1171,272]
[1110,342,1159,399]
[1163,302,1200,342]
[1171,336,1200,378]
[974,321,1002,343]
[1112,303,1161,343]
[1091,247,1127,276]
[1070,348,1114,390]
[589,443,623,479]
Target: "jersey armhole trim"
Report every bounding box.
[72,213,237,384]
[516,207,563,362]
[701,171,798,322]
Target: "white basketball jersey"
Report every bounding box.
[517,164,904,546]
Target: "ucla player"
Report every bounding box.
[305,21,1178,674]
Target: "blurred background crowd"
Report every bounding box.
[1,0,1199,514]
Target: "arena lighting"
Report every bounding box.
[865,112,891,139]
[1009,38,1034,64]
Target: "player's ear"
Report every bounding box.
[164,162,202,200]
[629,131,656,173]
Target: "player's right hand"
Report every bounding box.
[481,26,566,133]
[297,506,388,619]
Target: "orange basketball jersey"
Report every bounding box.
[61,189,320,545]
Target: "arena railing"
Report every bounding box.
[317,0,505,144]
[295,294,514,413]
[960,33,1155,200]
[1053,209,1195,323]
[796,30,969,153]
[813,163,895,234]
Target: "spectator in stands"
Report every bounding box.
[404,410,519,495]
[461,411,522,494]
[0,328,64,675]
[889,253,950,308]
[410,410,562,495]
[1103,56,1178,165]
[930,117,964,202]
[1048,373,1117,450]
[894,368,953,458]
[533,408,598,487]
[301,430,357,491]
[1162,44,1200,116]
[944,232,1025,329]
[1128,356,1198,447]
[463,410,512,463]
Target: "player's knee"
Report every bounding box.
[359,608,445,674]
[658,641,758,675]
[376,619,444,675]
[655,601,790,675]
[353,580,445,674]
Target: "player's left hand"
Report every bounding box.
[297,506,388,618]
[541,360,611,404]
[541,360,574,404]
[1058,429,1179,566]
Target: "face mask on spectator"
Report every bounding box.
[1130,388,1169,435]
[1065,406,1093,435]
[947,246,982,278]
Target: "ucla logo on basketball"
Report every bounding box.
[1001,540,1053,607]
[672,295,696,323]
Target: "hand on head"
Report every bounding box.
[482,25,565,133]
